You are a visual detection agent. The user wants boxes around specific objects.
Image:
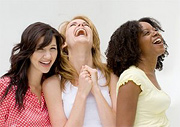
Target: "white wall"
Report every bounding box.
[0,0,179,126]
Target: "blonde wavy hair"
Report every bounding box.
[58,15,111,90]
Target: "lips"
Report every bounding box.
[75,28,87,36]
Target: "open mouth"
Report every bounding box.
[153,38,162,44]
[75,28,87,36]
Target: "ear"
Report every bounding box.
[62,42,68,49]
[62,42,68,55]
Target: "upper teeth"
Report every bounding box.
[41,61,50,64]
[154,38,161,44]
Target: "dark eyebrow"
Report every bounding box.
[141,29,148,33]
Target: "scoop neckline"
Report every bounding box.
[132,65,162,91]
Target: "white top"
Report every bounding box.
[62,69,111,127]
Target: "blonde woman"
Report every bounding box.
[43,15,118,127]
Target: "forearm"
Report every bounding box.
[93,87,116,127]
[65,91,87,127]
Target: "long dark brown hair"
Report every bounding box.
[1,22,64,109]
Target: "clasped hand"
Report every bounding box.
[78,65,99,97]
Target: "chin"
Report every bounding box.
[158,50,165,56]
[42,69,50,74]
[158,46,165,53]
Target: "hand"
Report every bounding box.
[78,66,92,98]
[83,65,99,95]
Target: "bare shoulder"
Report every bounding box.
[110,72,119,85]
[42,75,61,90]
[109,72,119,110]
[109,72,119,95]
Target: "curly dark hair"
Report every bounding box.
[105,17,169,77]
[1,22,65,109]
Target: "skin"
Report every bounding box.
[116,22,165,127]
[28,36,57,103]
[43,19,118,127]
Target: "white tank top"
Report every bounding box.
[62,69,112,127]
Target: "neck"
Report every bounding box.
[138,56,157,74]
[27,67,43,103]
[69,49,94,74]
[27,68,43,88]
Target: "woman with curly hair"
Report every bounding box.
[0,22,64,126]
[43,15,118,127]
[106,17,170,127]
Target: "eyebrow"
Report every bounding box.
[142,26,157,32]
[50,44,57,46]
[71,21,77,24]
[70,21,87,24]
[142,29,148,31]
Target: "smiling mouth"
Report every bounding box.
[153,38,162,44]
[40,61,51,65]
[75,29,87,36]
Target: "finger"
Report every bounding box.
[82,69,91,76]
[81,70,90,76]
[84,65,97,74]
[80,65,86,73]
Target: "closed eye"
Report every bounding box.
[153,27,158,31]
[83,22,89,27]
[50,47,57,50]
[143,31,150,36]
[70,23,76,27]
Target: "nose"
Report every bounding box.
[152,28,160,36]
[152,30,159,37]
[43,51,51,59]
[78,23,84,27]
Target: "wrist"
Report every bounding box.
[91,85,100,95]
[77,90,89,100]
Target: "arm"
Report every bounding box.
[84,65,118,127]
[65,68,92,127]
[43,68,92,127]
[0,101,8,126]
[0,77,10,126]
[116,81,141,127]
[42,75,67,127]
[0,101,7,125]
[93,73,118,127]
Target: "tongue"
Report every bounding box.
[77,31,85,36]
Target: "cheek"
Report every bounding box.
[89,32,93,43]
[66,29,73,38]
[65,34,73,47]
[52,51,58,60]
[29,54,36,63]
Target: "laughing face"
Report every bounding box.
[65,19,93,50]
[139,22,165,58]
[29,36,58,74]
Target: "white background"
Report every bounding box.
[0,0,179,126]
